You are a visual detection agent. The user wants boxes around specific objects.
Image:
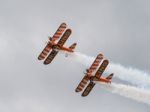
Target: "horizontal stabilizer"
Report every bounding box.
[69,43,77,50]
[106,73,114,80]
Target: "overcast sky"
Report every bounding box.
[0,0,150,112]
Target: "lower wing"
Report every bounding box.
[56,29,72,47]
[81,81,95,97]
[95,59,109,78]
[43,50,58,65]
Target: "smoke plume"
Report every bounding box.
[65,51,150,105]
[99,82,150,105]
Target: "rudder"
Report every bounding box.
[69,43,77,50]
[106,73,114,80]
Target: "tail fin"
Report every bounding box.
[69,43,77,50]
[106,73,114,80]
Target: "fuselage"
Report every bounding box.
[87,73,111,84]
[49,40,74,52]
[98,76,111,83]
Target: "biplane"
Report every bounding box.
[38,23,77,64]
[75,53,114,97]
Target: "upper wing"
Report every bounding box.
[56,29,72,47]
[38,43,51,60]
[95,59,109,78]
[88,53,103,72]
[81,81,95,97]
[51,23,67,41]
[43,50,58,65]
[75,54,103,92]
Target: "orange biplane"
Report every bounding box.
[38,23,77,64]
[75,53,114,97]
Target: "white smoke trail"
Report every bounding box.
[68,52,150,88]
[66,52,94,67]
[67,52,150,88]
[98,82,150,105]
[107,63,150,88]
[64,51,150,105]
